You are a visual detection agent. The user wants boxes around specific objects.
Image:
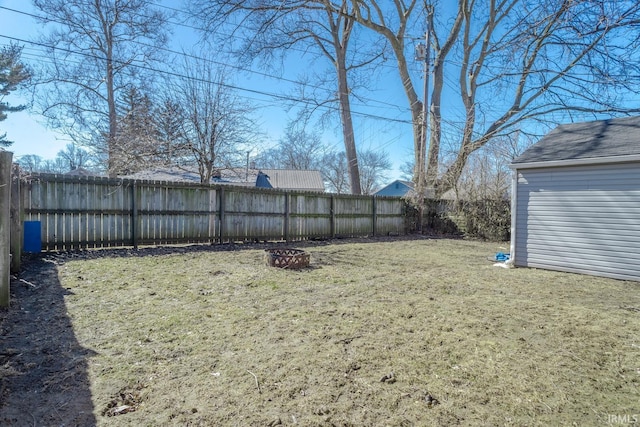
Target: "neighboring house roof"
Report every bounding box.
[122,166,325,192]
[513,115,640,165]
[259,169,325,192]
[373,180,414,197]
[373,179,458,200]
[64,167,99,177]
[124,166,255,186]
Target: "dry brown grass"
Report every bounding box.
[54,238,640,426]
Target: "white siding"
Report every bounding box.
[514,162,640,281]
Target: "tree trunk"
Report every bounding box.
[326,1,362,195]
[105,16,118,177]
[386,34,425,194]
[427,3,464,194]
[426,60,443,191]
[336,52,361,195]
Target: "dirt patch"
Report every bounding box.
[1,257,96,426]
[1,236,640,426]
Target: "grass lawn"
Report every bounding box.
[41,238,640,425]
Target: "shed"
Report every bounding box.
[509,115,640,281]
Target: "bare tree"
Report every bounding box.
[320,148,391,194]
[322,151,350,194]
[346,0,640,196]
[32,0,169,176]
[17,155,69,174]
[456,143,509,202]
[167,56,258,184]
[16,155,45,174]
[453,132,531,201]
[273,122,328,170]
[253,122,328,170]
[40,158,68,174]
[251,122,389,193]
[17,144,94,174]
[359,149,391,194]
[56,143,93,171]
[251,147,281,170]
[320,148,392,194]
[0,44,31,147]
[340,0,426,192]
[190,0,387,194]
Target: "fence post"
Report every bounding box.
[372,196,377,237]
[10,164,21,273]
[218,186,225,243]
[284,193,290,242]
[0,151,13,307]
[208,187,217,244]
[330,195,336,239]
[131,182,138,249]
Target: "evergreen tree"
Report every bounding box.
[0,44,31,147]
[113,87,158,174]
[155,99,190,165]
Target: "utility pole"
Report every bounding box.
[414,10,432,231]
[414,18,432,183]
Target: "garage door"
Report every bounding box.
[514,162,640,281]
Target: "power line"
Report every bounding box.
[0,4,410,114]
[0,33,414,126]
[147,1,408,72]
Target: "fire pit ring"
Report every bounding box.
[265,248,310,269]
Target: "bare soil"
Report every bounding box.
[1,236,639,426]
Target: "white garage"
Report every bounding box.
[510,116,640,281]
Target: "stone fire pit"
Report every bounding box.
[265,248,310,269]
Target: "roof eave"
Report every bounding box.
[510,154,640,170]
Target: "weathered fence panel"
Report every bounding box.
[375,197,406,235]
[334,195,374,237]
[289,193,332,239]
[20,173,407,251]
[25,175,133,250]
[135,181,216,245]
[223,188,286,241]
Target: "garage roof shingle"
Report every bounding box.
[513,115,640,164]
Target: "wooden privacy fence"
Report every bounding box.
[18,173,406,251]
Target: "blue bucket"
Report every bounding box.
[23,221,42,253]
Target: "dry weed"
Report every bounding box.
[50,238,640,426]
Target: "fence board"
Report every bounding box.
[289,193,332,239]
[334,196,374,237]
[21,173,407,250]
[375,197,405,235]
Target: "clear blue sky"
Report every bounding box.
[0,0,423,180]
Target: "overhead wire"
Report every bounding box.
[0,4,410,114]
[11,2,601,152]
[0,33,414,126]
